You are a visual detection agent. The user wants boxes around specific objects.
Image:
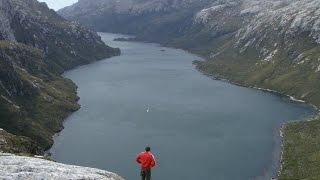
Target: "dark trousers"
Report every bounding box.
[141,168,151,180]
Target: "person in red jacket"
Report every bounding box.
[136,146,156,180]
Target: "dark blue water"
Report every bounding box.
[50,33,316,180]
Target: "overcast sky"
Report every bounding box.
[38,0,78,11]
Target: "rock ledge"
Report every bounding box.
[0,153,124,180]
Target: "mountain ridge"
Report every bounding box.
[59,0,320,106]
[0,0,120,153]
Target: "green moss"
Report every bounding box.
[279,116,320,180]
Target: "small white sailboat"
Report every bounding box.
[146,106,150,113]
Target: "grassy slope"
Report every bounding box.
[195,37,320,179]
[279,116,320,180]
[0,41,80,150]
[0,129,42,155]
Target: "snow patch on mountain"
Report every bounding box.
[237,0,320,44]
[264,49,278,61]
[195,0,239,24]
[194,0,320,45]
[195,0,320,62]
[196,5,228,23]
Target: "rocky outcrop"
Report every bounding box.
[0,153,124,180]
[0,0,15,41]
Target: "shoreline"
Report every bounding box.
[277,125,285,179]
[110,34,317,110]
[105,33,320,179]
[52,32,318,178]
[114,35,319,110]
[194,64,319,179]
[44,54,121,154]
[194,64,319,112]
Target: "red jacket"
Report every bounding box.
[136,151,156,170]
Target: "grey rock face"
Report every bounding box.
[59,0,212,17]
[0,153,124,180]
[0,0,15,41]
[59,0,320,63]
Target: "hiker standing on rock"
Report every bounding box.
[136,146,156,180]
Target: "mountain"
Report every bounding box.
[58,0,216,52]
[60,0,320,107]
[0,0,120,153]
[59,0,320,179]
[195,0,320,107]
[1,0,120,73]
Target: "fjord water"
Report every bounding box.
[51,33,315,180]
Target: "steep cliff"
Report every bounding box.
[2,0,120,73]
[0,41,80,150]
[0,0,120,153]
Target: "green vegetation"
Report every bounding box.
[21,1,320,178]
[0,41,80,151]
[0,129,42,155]
[0,34,120,153]
[279,116,320,180]
[194,35,320,179]
[81,8,320,179]
[0,0,121,154]
[60,0,320,178]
